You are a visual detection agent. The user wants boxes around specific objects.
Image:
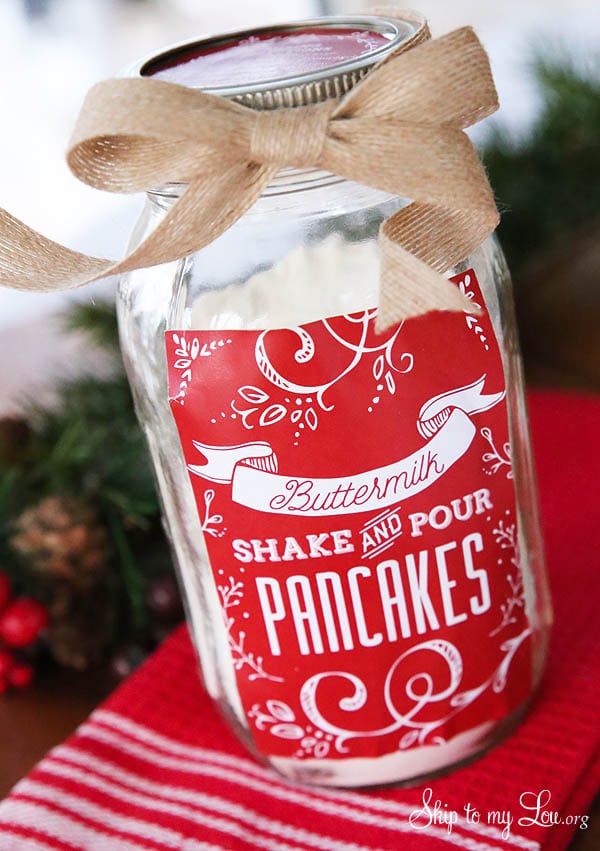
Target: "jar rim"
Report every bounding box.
[128,13,427,110]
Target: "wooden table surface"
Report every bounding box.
[0,662,114,799]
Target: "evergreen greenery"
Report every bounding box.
[0,303,170,652]
[484,55,600,277]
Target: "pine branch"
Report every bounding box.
[63,300,121,353]
[484,55,600,278]
[19,373,158,523]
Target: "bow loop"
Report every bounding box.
[336,27,497,127]
[249,102,335,168]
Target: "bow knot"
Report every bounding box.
[250,102,335,168]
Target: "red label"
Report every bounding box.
[166,270,531,765]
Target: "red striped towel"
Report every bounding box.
[0,390,598,851]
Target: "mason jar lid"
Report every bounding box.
[136,13,428,110]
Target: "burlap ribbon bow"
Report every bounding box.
[0,25,499,330]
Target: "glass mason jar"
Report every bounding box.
[117,14,551,788]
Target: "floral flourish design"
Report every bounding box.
[489,520,526,637]
[230,310,414,437]
[217,577,282,683]
[248,700,333,759]
[481,426,513,479]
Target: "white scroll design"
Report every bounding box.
[254,310,408,413]
[292,629,531,754]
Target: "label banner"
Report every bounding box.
[189,378,504,516]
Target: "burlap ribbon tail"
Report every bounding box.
[0,25,500,331]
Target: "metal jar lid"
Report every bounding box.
[136,12,428,110]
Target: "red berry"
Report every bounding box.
[0,675,7,695]
[0,572,11,614]
[0,598,49,648]
[8,662,34,689]
[0,648,15,678]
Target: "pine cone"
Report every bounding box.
[47,580,114,670]
[11,497,109,587]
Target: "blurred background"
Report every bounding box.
[0,0,598,797]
